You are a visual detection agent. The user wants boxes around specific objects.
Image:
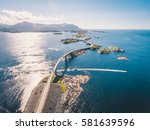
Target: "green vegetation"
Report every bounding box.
[57,79,67,93]
[61,38,80,44]
[39,74,56,84]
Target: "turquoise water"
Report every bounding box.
[0,30,150,112]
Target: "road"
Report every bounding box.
[34,47,91,112]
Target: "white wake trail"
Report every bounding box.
[58,68,127,73]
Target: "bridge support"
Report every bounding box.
[70,52,74,59]
[65,56,68,63]
[53,48,90,83]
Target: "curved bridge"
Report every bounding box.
[35,47,91,112]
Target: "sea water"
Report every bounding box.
[0,30,150,112]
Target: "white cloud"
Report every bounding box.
[0,10,65,24]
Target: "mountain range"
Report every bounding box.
[0,21,81,32]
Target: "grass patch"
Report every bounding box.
[57,79,67,93]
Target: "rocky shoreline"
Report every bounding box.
[23,74,90,113]
[54,74,90,112]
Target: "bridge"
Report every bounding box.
[34,47,91,112]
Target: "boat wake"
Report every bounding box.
[58,68,127,73]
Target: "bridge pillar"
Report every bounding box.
[70,52,74,59]
[64,56,68,68]
[65,56,67,63]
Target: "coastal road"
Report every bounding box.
[34,70,55,112]
[34,47,91,112]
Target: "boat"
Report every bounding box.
[117,56,128,60]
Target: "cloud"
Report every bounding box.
[0,10,65,24]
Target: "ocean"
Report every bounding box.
[0,30,150,113]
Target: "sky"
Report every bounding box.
[0,0,150,29]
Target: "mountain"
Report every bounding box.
[0,24,12,30]
[0,21,81,32]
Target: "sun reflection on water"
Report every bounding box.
[4,33,51,111]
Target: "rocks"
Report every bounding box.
[22,75,89,113]
[90,44,101,50]
[74,31,87,38]
[74,31,92,41]
[61,38,80,44]
[86,43,92,46]
[109,47,125,52]
[57,74,90,112]
[98,47,126,54]
[99,48,111,54]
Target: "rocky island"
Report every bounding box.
[61,38,81,44]
[90,44,101,50]
[99,48,111,54]
[109,47,125,52]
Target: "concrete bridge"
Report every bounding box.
[34,47,91,112]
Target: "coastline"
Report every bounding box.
[56,74,90,113]
[23,74,90,113]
